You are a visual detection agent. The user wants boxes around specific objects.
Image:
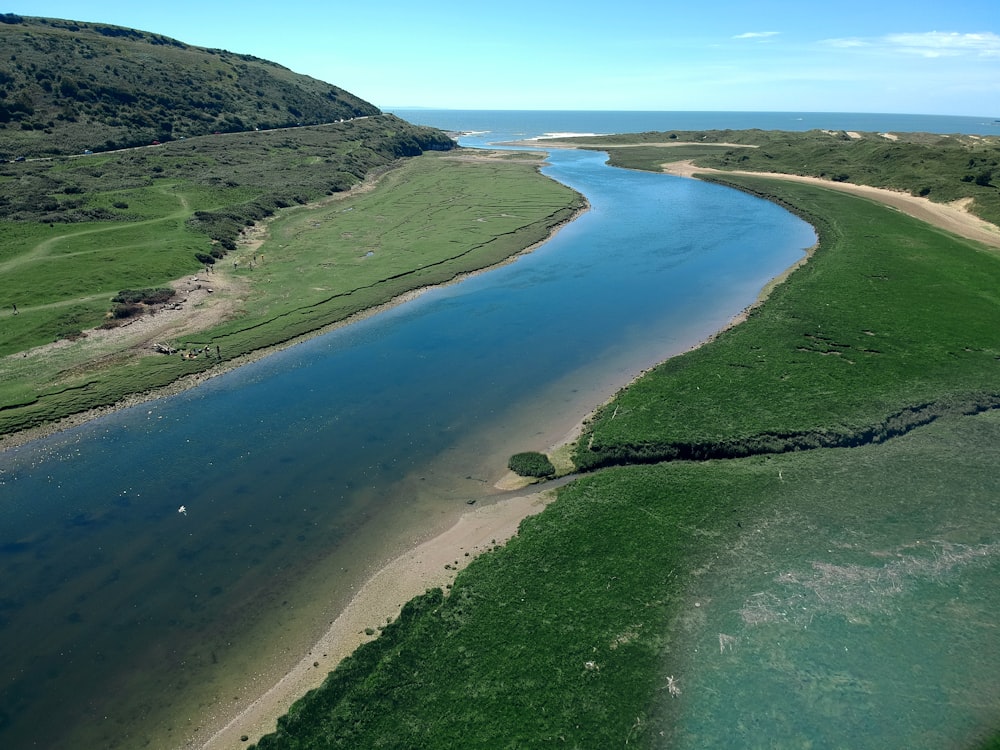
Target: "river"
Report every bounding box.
[1,114,823,748]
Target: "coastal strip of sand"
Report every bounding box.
[195,487,556,749]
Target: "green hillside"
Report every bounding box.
[0,13,381,159]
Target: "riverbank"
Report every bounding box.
[227,138,1000,750]
[512,137,1000,252]
[0,149,585,446]
[196,488,557,749]
[0,164,588,455]
[661,159,1000,250]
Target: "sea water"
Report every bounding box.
[390,109,1000,140]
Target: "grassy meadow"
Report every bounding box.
[251,139,1000,749]
[576,176,1000,468]
[200,151,584,354]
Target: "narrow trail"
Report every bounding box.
[0,187,193,275]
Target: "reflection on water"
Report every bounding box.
[0,147,813,747]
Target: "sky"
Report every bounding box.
[10,0,1000,116]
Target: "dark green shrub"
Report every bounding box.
[111,302,142,319]
[508,451,556,478]
[112,288,175,305]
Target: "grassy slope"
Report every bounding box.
[0,14,379,158]
[250,141,1000,749]
[0,146,584,436]
[0,115,453,360]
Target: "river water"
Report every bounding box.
[5,110,984,748]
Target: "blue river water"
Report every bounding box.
[0,111,982,748]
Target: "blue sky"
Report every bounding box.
[11,0,1000,115]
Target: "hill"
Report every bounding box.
[0,13,381,159]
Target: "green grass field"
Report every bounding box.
[0,184,207,353]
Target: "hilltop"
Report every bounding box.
[0,13,381,158]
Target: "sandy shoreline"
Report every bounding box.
[196,487,557,749]
[187,413,583,749]
[660,160,1000,250]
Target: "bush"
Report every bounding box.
[111,302,142,319]
[112,288,175,305]
[508,451,556,478]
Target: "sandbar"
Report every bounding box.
[192,488,556,749]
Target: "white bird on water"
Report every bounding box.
[178,505,187,515]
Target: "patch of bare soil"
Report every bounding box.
[20,271,249,368]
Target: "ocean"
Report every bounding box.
[389,109,1000,140]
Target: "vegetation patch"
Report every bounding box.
[507,451,555,478]
[111,287,174,305]
[574,177,1000,469]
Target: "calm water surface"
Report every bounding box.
[0,123,814,747]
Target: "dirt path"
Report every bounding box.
[0,187,193,275]
[662,160,1000,250]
